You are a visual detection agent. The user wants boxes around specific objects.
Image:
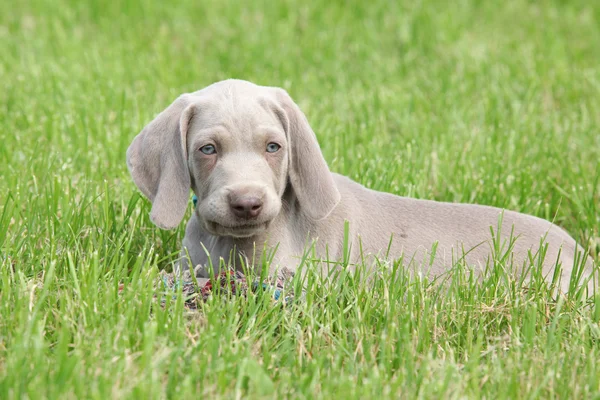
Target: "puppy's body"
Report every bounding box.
[127,79,594,294]
[182,172,586,292]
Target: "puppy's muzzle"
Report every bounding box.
[227,186,266,220]
[229,193,263,219]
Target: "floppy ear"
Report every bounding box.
[126,95,196,230]
[272,89,340,220]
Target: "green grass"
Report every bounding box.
[1,0,600,397]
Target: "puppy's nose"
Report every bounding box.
[229,195,263,219]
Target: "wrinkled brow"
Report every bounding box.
[259,126,286,139]
[189,127,231,148]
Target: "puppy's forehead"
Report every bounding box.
[192,83,281,133]
[199,79,268,97]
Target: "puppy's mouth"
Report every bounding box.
[205,220,269,238]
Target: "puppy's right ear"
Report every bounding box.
[271,88,340,220]
[126,95,197,230]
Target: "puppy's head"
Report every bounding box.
[126,80,340,238]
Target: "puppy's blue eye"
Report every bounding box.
[266,143,280,153]
[200,144,216,155]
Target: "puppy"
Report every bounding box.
[127,79,594,293]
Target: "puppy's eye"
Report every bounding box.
[266,142,281,153]
[199,144,216,155]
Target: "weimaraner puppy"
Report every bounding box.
[127,79,594,293]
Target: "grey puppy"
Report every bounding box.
[127,79,594,293]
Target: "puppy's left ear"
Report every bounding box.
[271,88,340,220]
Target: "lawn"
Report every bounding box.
[1,0,600,398]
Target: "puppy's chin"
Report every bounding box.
[204,220,269,238]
